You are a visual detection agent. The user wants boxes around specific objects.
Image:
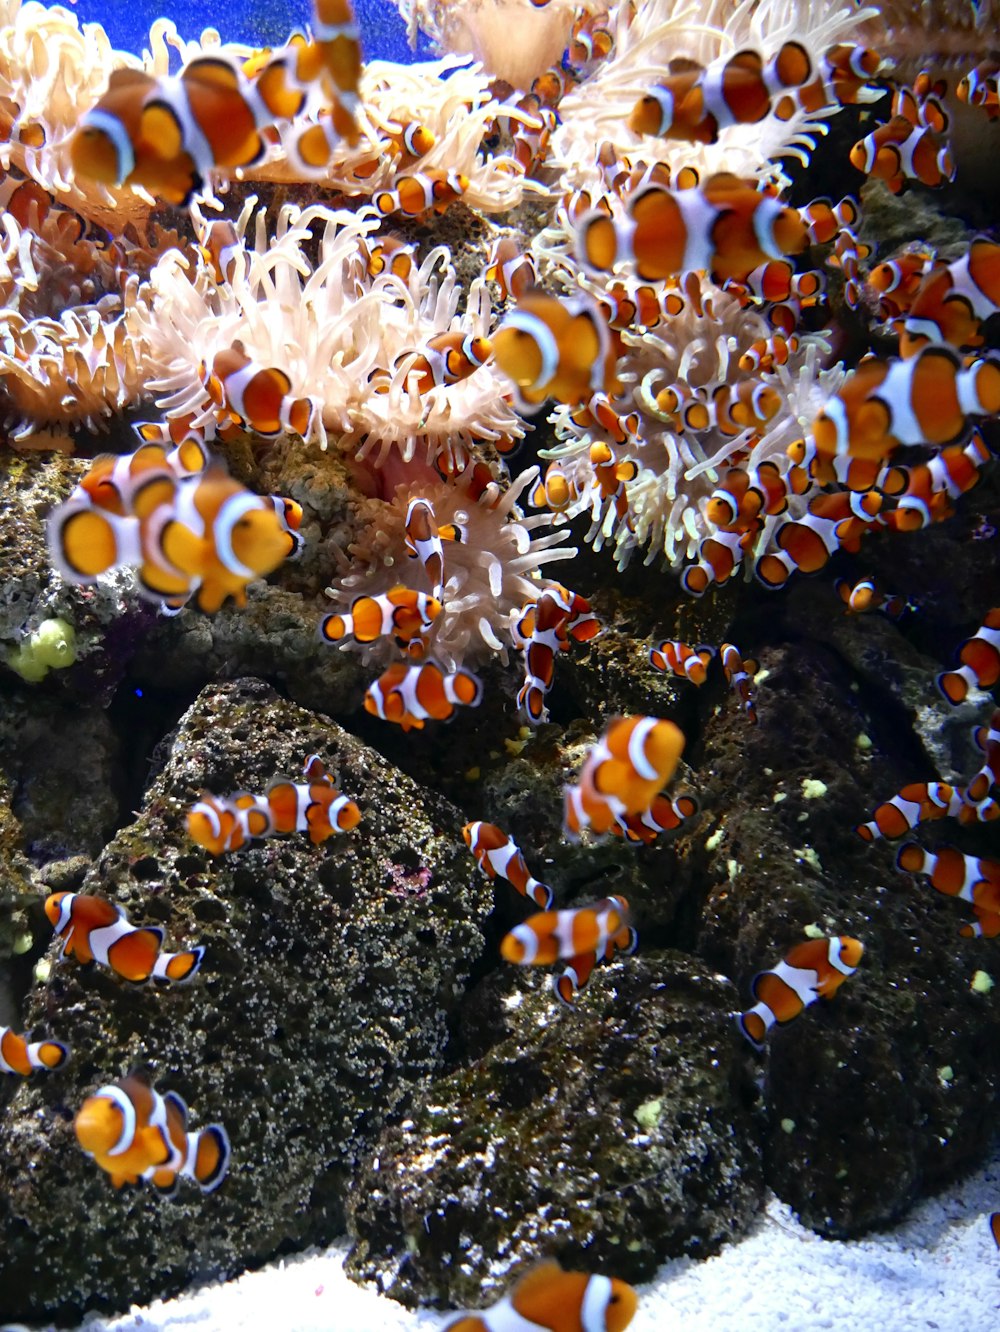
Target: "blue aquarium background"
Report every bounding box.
[71,0,433,61]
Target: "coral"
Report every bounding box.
[5,614,76,681]
[326,462,577,669]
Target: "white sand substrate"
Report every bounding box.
[38,1145,1000,1332]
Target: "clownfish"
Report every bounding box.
[0,1027,68,1076]
[855,781,966,842]
[358,233,416,284]
[611,792,699,846]
[738,331,801,374]
[568,11,613,67]
[968,709,1000,804]
[937,608,1000,705]
[364,659,482,731]
[576,172,809,284]
[49,462,301,615]
[756,491,882,590]
[628,42,813,145]
[896,842,1000,916]
[514,589,577,725]
[200,344,314,439]
[812,347,1000,465]
[600,279,684,330]
[835,577,906,618]
[187,754,361,855]
[45,892,204,984]
[682,528,748,597]
[737,935,864,1047]
[705,460,801,531]
[485,237,539,303]
[649,640,715,686]
[403,498,465,603]
[197,219,242,285]
[531,461,580,514]
[501,895,635,966]
[992,1213,1000,1248]
[721,643,758,724]
[564,716,685,839]
[390,332,493,396]
[957,60,999,117]
[372,168,469,217]
[462,821,553,909]
[900,238,1000,358]
[493,287,621,409]
[70,58,273,206]
[75,1071,230,1195]
[867,249,936,320]
[850,115,954,194]
[443,1259,638,1332]
[319,585,442,658]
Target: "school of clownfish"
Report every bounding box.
[2,0,999,1314]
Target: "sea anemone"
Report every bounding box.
[129,198,524,467]
[550,0,880,189]
[390,0,581,88]
[326,462,577,669]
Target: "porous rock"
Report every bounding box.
[695,636,1000,1236]
[345,952,763,1308]
[0,677,491,1324]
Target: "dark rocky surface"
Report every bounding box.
[345,953,763,1308]
[0,678,491,1323]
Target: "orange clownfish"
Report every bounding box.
[720,643,758,724]
[649,640,715,686]
[45,892,204,983]
[402,497,466,604]
[493,288,621,409]
[937,608,1000,705]
[855,781,965,842]
[576,172,809,284]
[364,659,482,731]
[564,715,685,839]
[49,464,301,615]
[968,709,1000,804]
[850,116,954,194]
[737,936,864,1047]
[319,585,442,657]
[70,58,273,206]
[372,168,469,218]
[682,528,748,597]
[812,347,1000,465]
[442,1259,638,1332]
[628,42,813,145]
[501,895,634,966]
[187,754,361,855]
[896,842,1000,917]
[0,1027,68,1076]
[75,1072,230,1195]
[501,896,637,1007]
[391,332,493,396]
[900,238,1000,358]
[835,577,906,618]
[485,237,539,303]
[514,585,598,725]
[462,821,553,909]
[611,792,699,846]
[200,344,314,440]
